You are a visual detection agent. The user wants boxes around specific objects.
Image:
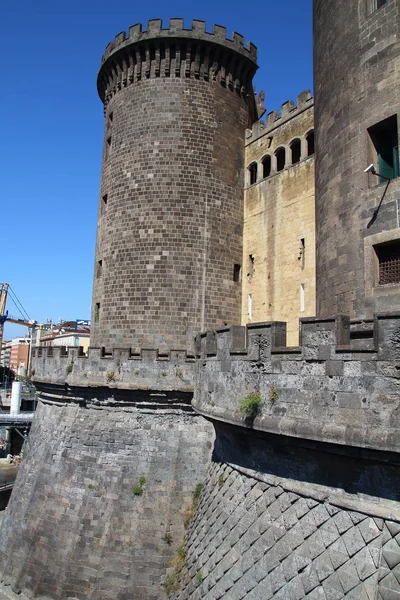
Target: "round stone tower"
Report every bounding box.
[314,0,400,318]
[91,18,258,350]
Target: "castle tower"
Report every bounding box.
[0,20,258,600]
[314,0,400,318]
[91,19,258,350]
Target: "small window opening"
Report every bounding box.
[375,240,400,285]
[249,162,258,185]
[275,147,286,172]
[299,238,305,269]
[101,194,108,216]
[94,302,100,322]
[105,136,112,160]
[248,294,252,320]
[291,139,301,165]
[233,264,241,283]
[247,254,255,282]
[97,260,103,278]
[108,112,113,124]
[306,130,314,157]
[367,0,387,14]
[262,155,271,178]
[368,115,399,183]
[300,284,305,313]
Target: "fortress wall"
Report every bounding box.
[193,314,400,453]
[173,423,400,600]
[0,400,214,600]
[243,96,315,345]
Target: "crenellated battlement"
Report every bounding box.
[193,313,400,454]
[32,345,195,394]
[97,19,258,106]
[245,89,313,143]
[101,19,257,64]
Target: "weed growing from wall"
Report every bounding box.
[239,393,263,418]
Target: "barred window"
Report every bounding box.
[375,241,400,285]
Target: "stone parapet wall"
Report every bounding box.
[193,313,400,453]
[32,345,195,393]
[97,19,258,110]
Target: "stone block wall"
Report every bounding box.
[314,0,400,319]
[31,345,195,394]
[172,437,400,600]
[91,19,258,351]
[0,400,214,600]
[194,313,400,453]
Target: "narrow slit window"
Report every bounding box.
[94,302,100,322]
[275,147,286,172]
[368,115,399,183]
[233,264,241,283]
[375,240,400,285]
[300,284,305,313]
[248,294,252,320]
[291,139,301,165]
[101,194,108,215]
[262,155,271,178]
[108,112,113,124]
[105,136,112,160]
[299,238,305,269]
[249,162,258,185]
[306,130,314,157]
[97,260,103,278]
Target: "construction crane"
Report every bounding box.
[0,284,37,365]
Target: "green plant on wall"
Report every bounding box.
[162,533,173,545]
[269,383,279,403]
[66,364,73,375]
[132,475,146,496]
[105,370,116,382]
[239,392,263,418]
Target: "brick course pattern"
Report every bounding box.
[314,0,400,319]
[91,19,258,351]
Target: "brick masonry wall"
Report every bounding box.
[0,401,214,600]
[171,422,400,600]
[314,0,400,319]
[91,22,258,351]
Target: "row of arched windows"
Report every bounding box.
[248,130,314,185]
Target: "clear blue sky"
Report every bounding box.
[2,0,313,340]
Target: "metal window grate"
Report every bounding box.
[377,242,400,284]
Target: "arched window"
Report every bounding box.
[275,147,286,172]
[262,155,271,178]
[306,130,314,156]
[290,138,301,165]
[249,162,258,185]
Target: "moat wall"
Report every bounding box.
[174,424,400,600]
[0,400,214,600]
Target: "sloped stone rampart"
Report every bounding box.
[0,400,214,600]
[173,426,400,600]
